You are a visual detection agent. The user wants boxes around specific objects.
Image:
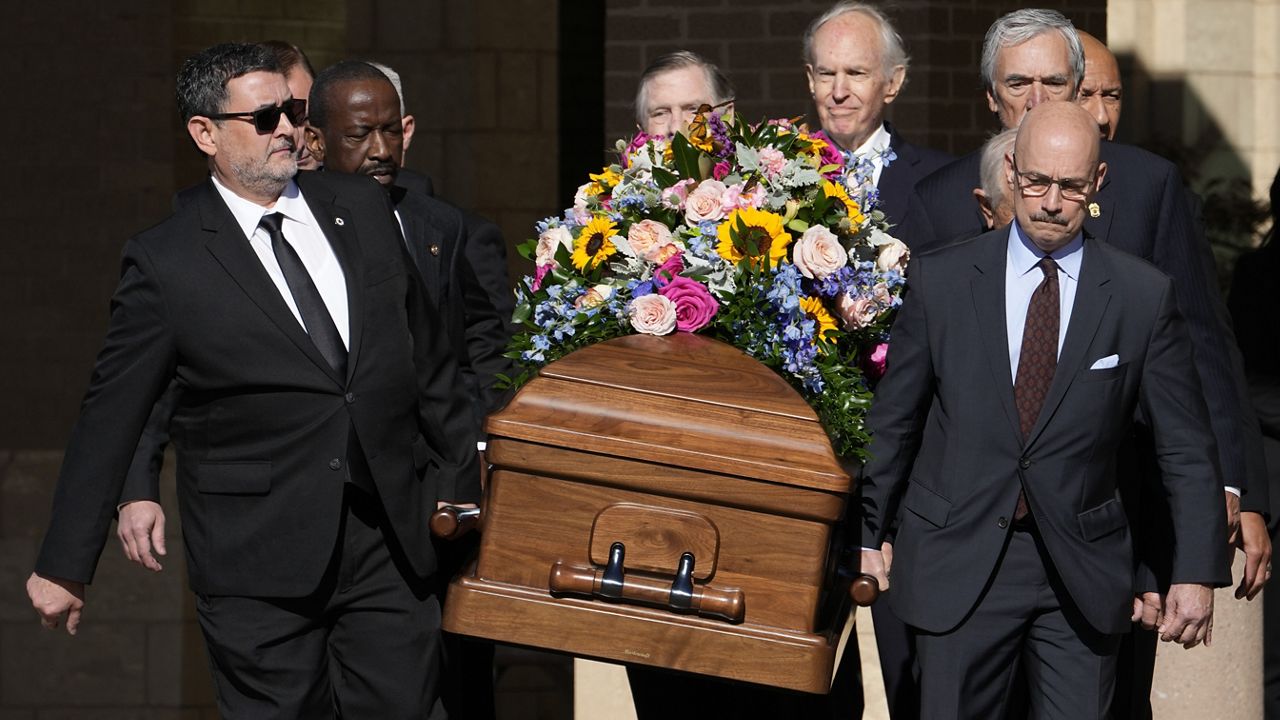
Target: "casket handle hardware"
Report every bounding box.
[430,505,482,540]
[548,542,745,623]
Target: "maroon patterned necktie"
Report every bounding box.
[1012,256,1059,520]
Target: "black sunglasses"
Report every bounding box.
[205,98,307,133]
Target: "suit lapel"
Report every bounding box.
[198,181,342,383]
[969,236,1023,442]
[299,175,365,385]
[1024,239,1113,448]
[400,193,446,304]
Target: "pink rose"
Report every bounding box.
[658,276,719,332]
[871,282,893,307]
[654,251,684,285]
[876,239,910,273]
[723,182,765,211]
[862,342,889,381]
[712,161,731,180]
[661,179,695,210]
[535,226,573,267]
[627,219,674,262]
[650,242,683,264]
[758,147,787,178]
[684,180,728,224]
[629,293,677,335]
[836,292,879,330]
[792,226,848,280]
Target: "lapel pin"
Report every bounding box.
[334,217,345,226]
[429,244,441,256]
[1088,203,1100,218]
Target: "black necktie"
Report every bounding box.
[259,213,347,378]
[1012,256,1059,520]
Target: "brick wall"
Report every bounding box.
[603,0,1106,158]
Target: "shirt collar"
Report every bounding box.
[1008,220,1084,281]
[849,122,891,159]
[210,175,305,239]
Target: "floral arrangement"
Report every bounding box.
[505,108,910,458]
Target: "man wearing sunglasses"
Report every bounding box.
[24,42,478,718]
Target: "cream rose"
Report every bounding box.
[535,226,574,267]
[683,180,729,224]
[792,226,848,280]
[876,238,910,273]
[627,219,673,262]
[629,293,677,335]
[575,284,615,310]
[836,292,879,330]
[649,241,684,264]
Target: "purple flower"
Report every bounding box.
[658,276,719,332]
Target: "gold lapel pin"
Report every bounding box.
[429,244,441,256]
[1088,203,1101,218]
[335,217,345,226]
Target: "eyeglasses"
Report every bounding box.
[205,98,307,133]
[1012,157,1094,202]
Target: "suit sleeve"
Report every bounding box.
[894,187,941,253]
[859,257,937,548]
[1139,279,1232,587]
[36,240,178,583]
[117,378,179,505]
[1154,175,1268,514]
[462,213,518,336]
[456,242,514,419]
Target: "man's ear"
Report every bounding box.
[987,88,1000,115]
[304,126,325,164]
[883,65,906,105]
[1094,161,1108,193]
[804,64,817,98]
[187,117,218,157]
[973,188,996,230]
[402,114,416,154]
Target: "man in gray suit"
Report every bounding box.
[857,101,1228,718]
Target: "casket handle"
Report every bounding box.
[430,505,482,540]
[849,574,881,606]
[548,551,745,623]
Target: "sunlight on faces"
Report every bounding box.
[1077,33,1122,140]
[308,78,404,186]
[285,67,319,170]
[806,11,904,151]
[987,32,1076,130]
[190,70,299,204]
[643,65,716,137]
[1008,103,1106,253]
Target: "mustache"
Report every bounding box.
[362,161,397,176]
[271,137,296,153]
[1028,212,1069,227]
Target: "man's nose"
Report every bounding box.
[1083,97,1109,136]
[369,131,391,158]
[832,74,851,101]
[1041,182,1064,212]
[1027,82,1050,109]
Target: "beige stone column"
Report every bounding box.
[1151,552,1263,718]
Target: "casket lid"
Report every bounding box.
[487,333,852,493]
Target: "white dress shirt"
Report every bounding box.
[211,176,350,349]
[1005,222,1082,382]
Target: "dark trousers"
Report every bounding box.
[914,526,1120,720]
[627,663,862,719]
[194,486,445,719]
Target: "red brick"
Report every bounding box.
[687,10,765,39]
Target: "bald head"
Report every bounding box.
[1076,32,1122,140]
[1009,102,1107,253]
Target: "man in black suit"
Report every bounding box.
[26,43,477,718]
[897,5,1270,612]
[802,4,949,715]
[859,101,1228,719]
[803,1,951,230]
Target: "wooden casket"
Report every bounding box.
[442,332,854,693]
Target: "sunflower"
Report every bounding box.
[823,180,867,227]
[800,296,838,344]
[589,166,622,194]
[571,217,619,271]
[716,208,792,270]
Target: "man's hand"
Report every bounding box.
[1225,490,1242,545]
[1236,511,1272,601]
[861,548,890,592]
[1159,583,1214,649]
[26,573,86,635]
[1131,591,1163,630]
[880,541,894,579]
[116,500,166,572]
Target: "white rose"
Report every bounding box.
[535,226,574,266]
[575,284,615,309]
[792,226,848,280]
[629,293,677,335]
[683,180,728,225]
[876,239,910,273]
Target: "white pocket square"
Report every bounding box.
[1090,354,1120,370]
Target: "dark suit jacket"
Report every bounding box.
[36,172,479,596]
[398,168,517,335]
[895,141,1268,516]
[876,124,953,230]
[860,229,1230,636]
[392,181,512,440]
